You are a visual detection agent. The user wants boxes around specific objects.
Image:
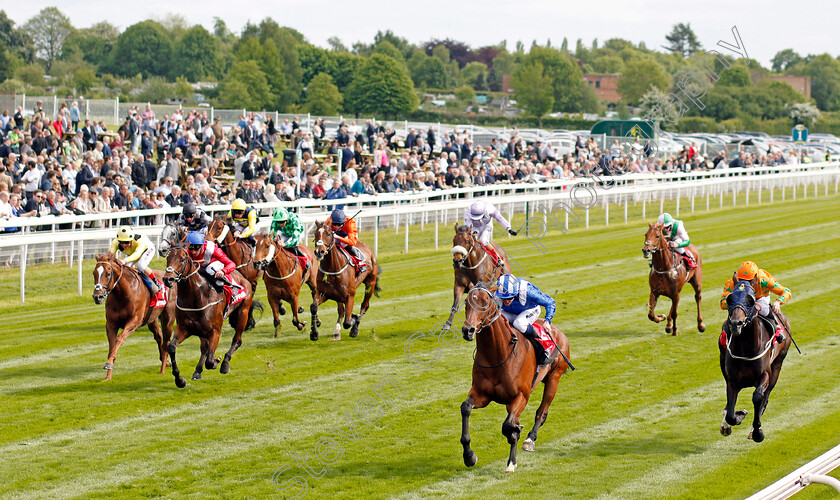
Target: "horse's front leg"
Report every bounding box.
[502,393,529,473]
[690,276,705,332]
[343,294,356,332]
[446,284,467,330]
[648,290,665,323]
[192,337,209,380]
[721,381,747,436]
[168,325,188,388]
[749,372,771,442]
[666,293,679,335]
[460,391,489,467]
[333,301,346,341]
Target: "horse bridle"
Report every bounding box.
[260,238,300,281]
[316,225,352,276]
[464,289,518,369]
[213,220,254,269]
[93,261,124,299]
[165,247,200,283]
[726,300,773,361]
[454,231,487,270]
[647,227,683,275]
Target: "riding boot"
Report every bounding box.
[350,246,368,272]
[682,251,697,269]
[141,272,160,294]
[220,275,244,291]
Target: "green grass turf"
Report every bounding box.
[0,187,838,499]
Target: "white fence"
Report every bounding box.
[1,163,838,302]
[746,442,840,499]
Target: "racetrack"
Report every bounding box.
[1,192,839,499]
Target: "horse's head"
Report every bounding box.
[207,217,231,246]
[159,223,185,257]
[452,223,475,268]
[163,246,193,288]
[313,221,335,261]
[253,233,275,270]
[92,253,121,304]
[726,276,757,336]
[642,222,666,259]
[461,286,501,341]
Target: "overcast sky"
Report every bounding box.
[5,0,838,68]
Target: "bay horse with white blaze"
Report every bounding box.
[162,246,261,388]
[311,221,381,341]
[92,253,175,380]
[207,217,261,290]
[459,287,571,473]
[445,224,511,330]
[720,278,791,442]
[642,222,704,335]
[253,233,321,337]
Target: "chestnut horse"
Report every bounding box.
[92,253,175,381]
[207,218,261,290]
[642,222,704,336]
[254,233,321,337]
[720,278,791,442]
[311,221,381,341]
[459,287,571,473]
[162,246,260,388]
[444,224,511,330]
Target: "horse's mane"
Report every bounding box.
[98,252,119,263]
[456,224,470,233]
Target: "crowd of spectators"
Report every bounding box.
[0,101,813,237]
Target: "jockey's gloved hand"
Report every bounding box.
[508,229,518,236]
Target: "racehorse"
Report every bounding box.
[642,222,704,335]
[444,224,511,330]
[459,287,571,473]
[720,278,791,442]
[92,253,175,381]
[158,223,186,257]
[207,217,261,289]
[162,246,261,388]
[253,233,321,337]
[311,221,381,341]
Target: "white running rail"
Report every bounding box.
[746,443,840,499]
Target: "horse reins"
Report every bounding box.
[316,227,352,276]
[647,228,686,277]
[93,260,124,299]
[166,247,224,312]
[212,220,254,270]
[466,291,518,369]
[263,240,300,281]
[725,304,774,361]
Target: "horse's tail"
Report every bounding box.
[373,264,383,297]
[232,299,263,331]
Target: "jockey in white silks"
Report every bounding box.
[462,200,517,266]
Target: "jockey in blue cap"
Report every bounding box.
[494,274,557,368]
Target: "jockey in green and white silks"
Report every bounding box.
[269,207,310,271]
[657,212,696,269]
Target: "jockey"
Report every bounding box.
[227,198,258,247]
[269,207,310,272]
[494,274,557,369]
[185,231,243,291]
[324,208,367,273]
[109,225,162,294]
[178,202,211,233]
[464,200,517,267]
[657,212,697,269]
[720,261,790,344]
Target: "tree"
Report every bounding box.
[699,89,740,121]
[617,59,670,105]
[511,62,553,126]
[346,53,418,118]
[423,38,473,67]
[137,76,173,104]
[664,23,702,57]
[330,51,361,95]
[219,60,273,109]
[771,49,803,73]
[213,17,230,39]
[24,7,73,71]
[174,76,194,100]
[235,37,286,109]
[373,40,404,64]
[15,64,44,87]
[374,30,411,57]
[455,85,475,103]
[474,72,487,91]
[62,21,118,71]
[787,102,821,125]
[409,53,448,89]
[579,82,604,114]
[304,73,343,115]
[523,46,583,112]
[487,67,501,91]
[717,64,752,86]
[73,66,96,93]
[639,87,666,118]
[803,54,840,111]
[460,61,487,87]
[299,45,338,86]
[591,55,624,74]
[327,36,347,52]
[492,51,516,76]
[173,25,221,81]
[0,40,13,82]
[107,21,173,78]
[0,11,35,63]
[153,13,189,39]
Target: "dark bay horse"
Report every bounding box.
[92,253,175,381]
[311,221,381,341]
[207,218,261,290]
[459,287,571,473]
[720,278,791,442]
[642,222,704,335]
[444,224,511,330]
[158,223,186,257]
[254,233,321,337]
[162,246,260,388]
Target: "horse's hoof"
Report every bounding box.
[103,363,114,371]
[750,428,764,443]
[175,376,187,388]
[720,425,731,436]
[220,361,230,374]
[665,327,672,334]
[310,331,319,341]
[332,333,342,341]
[343,322,352,330]
[279,305,286,315]
[464,451,477,467]
[505,462,516,473]
[698,323,706,333]
[191,373,202,380]
[297,322,305,331]
[315,319,322,327]
[735,410,748,424]
[298,307,304,314]
[522,438,535,451]
[349,328,359,338]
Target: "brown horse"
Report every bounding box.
[207,217,261,290]
[311,221,381,341]
[92,253,175,381]
[459,287,571,473]
[642,222,704,336]
[162,246,260,388]
[254,233,321,337]
[720,278,791,442]
[444,224,511,330]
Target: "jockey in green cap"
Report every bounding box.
[269,207,310,272]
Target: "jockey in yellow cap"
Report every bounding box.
[720,261,791,343]
[109,225,162,294]
[227,198,258,246]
